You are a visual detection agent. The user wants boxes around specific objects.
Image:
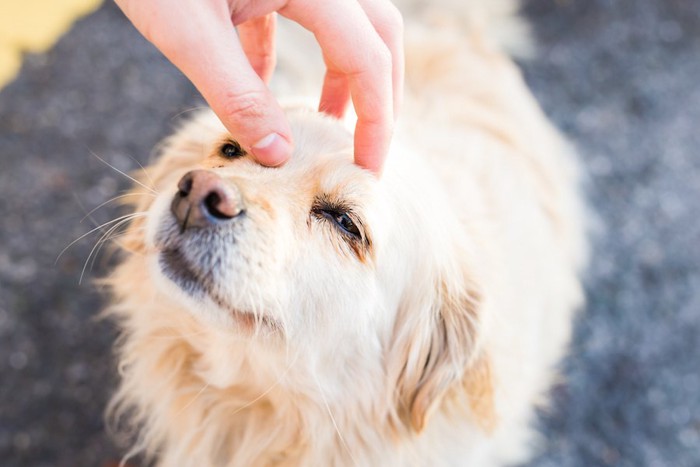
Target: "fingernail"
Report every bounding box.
[251,133,291,167]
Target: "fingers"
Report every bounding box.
[114,0,404,174]
[319,69,351,118]
[283,0,403,174]
[351,0,404,174]
[319,0,404,122]
[356,0,404,119]
[115,0,292,167]
[238,13,278,84]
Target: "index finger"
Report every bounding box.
[116,0,293,167]
[281,0,394,174]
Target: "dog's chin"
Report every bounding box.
[153,248,279,334]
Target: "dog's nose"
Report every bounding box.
[171,170,244,230]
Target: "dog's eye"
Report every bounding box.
[332,212,360,237]
[315,208,361,238]
[220,141,245,159]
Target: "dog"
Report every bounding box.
[105,0,587,465]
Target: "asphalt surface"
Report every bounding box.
[1,1,699,466]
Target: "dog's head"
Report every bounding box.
[116,108,492,433]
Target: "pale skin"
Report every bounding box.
[114,0,404,175]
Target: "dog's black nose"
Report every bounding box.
[171,170,244,230]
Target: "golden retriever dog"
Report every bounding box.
[105,0,586,465]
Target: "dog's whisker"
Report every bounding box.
[74,191,123,255]
[81,192,156,223]
[79,214,148,284]
[87,224,148,274]
[73,192,134,258]
[109,237,148,257]
[171,105,210,121]
[80,219,135,284]
[56,212,148,264]
[123,154,157,192]
[89,150,159,195]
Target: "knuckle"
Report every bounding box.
[220,89,268,122]
[361,112,386,127]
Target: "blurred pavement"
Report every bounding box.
[0,1,699,466]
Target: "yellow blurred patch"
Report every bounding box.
[0,0,103,89]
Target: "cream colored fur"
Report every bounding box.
[106,1,587,465]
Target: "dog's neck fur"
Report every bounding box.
[107,258,415,467]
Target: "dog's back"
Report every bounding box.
[277,1,587,462]
[394,1,587,463]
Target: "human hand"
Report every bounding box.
[114,0,404,175]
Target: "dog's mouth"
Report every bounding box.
[158,247,279,331]
[159,247,204,295]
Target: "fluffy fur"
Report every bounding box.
[105,1,587,465]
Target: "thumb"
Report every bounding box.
[123,3,293,166]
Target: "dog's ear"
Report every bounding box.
[390,261,495,433]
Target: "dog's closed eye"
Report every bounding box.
[311,199,372,262]
[314,207,361,238]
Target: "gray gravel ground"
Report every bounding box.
[1,1,698,466]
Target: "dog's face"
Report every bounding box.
[120,109,487,431]
[143,111,395,343]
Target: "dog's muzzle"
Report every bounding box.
[171,170,244,231]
